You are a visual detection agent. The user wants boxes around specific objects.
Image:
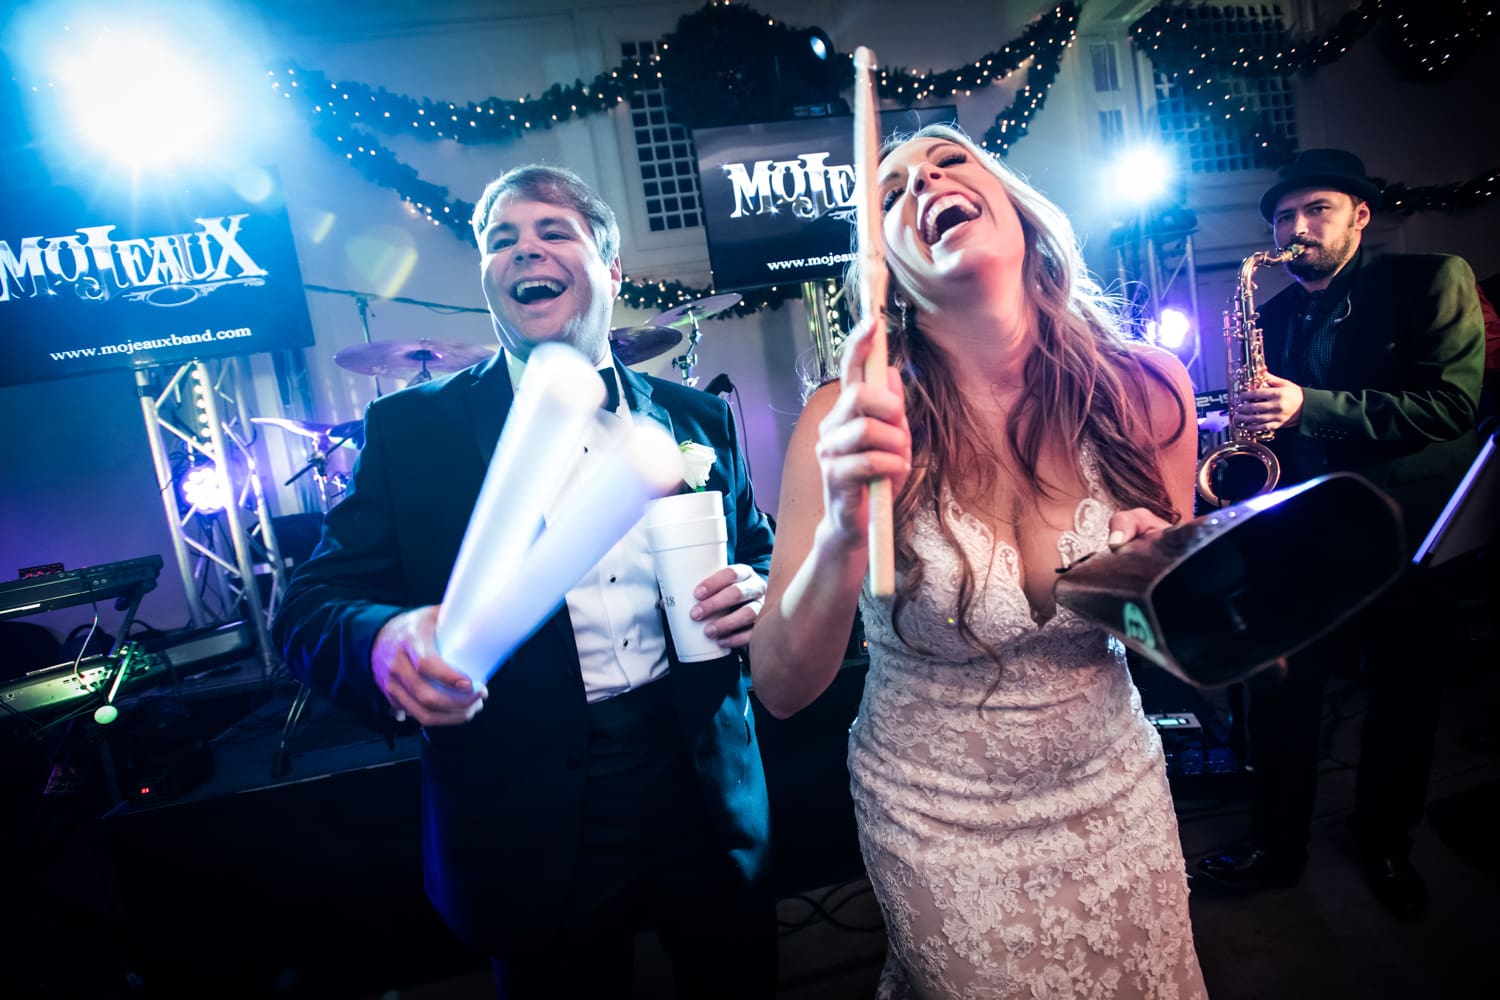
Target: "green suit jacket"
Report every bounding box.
[1259,249,1484,537]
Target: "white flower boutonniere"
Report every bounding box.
[678,440,717,492]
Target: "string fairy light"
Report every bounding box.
[267,1,1496,311]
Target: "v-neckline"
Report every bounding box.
[979,502,1098,629]
[944,444,1109,629]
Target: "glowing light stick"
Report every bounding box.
[435,343,602,680]
[439,422,682,684]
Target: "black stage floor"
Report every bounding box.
[2,663,478,998]
[4,653,1495,999]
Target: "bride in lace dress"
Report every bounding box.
[751,124,1207,998]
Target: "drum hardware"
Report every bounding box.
[647,293,742,386]
[332,338,496,384]
[250,417,364,448]
[607,325,682,365]
[252,417,363,513]
[356,295,381,397]
[648,292,743,331]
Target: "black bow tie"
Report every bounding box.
[598,366,622,413]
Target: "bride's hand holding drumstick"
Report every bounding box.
[815,318,911,547]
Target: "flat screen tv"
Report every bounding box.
[0,166,315,387]
[691,106,957,292]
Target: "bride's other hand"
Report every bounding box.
[1106,507,1174,550]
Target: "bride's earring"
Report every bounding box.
[892,294,910,334]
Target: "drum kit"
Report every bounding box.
[607,291,742,384]
[255,293,743,510]
[331,338,497,384]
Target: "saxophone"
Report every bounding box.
[1195,244,1303,507]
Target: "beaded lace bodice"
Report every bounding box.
[850,446,1206,999]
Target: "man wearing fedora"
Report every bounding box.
[1196,148,1484,918]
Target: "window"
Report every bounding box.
[1091,42,1120,93]
[1152,4,1297,174]
[622,40,701,233]
[1099,109,1125,152]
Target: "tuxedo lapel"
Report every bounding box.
[464,352,515,465]
[617,358,677,441]
[459,350,581,677]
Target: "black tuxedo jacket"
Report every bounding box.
[273,351,775,953]
[1259,250,1484,536]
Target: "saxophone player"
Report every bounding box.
[1197,149,1484,919]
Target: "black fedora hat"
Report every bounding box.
[1260,148,1383,222]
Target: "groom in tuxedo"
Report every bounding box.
[273,166,777,997]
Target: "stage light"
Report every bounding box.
[804,28,833,62]
[180,460,228,514]
[1111,147,1173,206]
[52,27,227,169]
[189,368,215,440]
[776,27,843,116]
[1151,307,1194,351]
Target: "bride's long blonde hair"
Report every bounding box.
[846,124,1186,661]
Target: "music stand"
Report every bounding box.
[1413,430,1498,570]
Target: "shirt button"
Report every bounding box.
[622,639,630,648]
[609,575,616,583]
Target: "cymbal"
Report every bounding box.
[647,292,743,330]
[609,325,682,365]
[333,339,495,377]
[252,417,364,448]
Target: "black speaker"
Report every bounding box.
[114,696,215,804]
[256,511,325,605]
[0,620,60,681]
[99,693,481,995]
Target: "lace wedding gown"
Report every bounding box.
[851,455,1207,999]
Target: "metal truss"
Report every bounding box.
[135,358,284,679]
[1113,214,1207,389]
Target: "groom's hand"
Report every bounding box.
[372,606,488,726]
[690,564,767,650]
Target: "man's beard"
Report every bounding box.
[1286,230,1357,281]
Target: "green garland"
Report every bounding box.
[1130,0,1500,196]
[1382,169,1500,217]
[271,59,648,148]
[274,64,801,311]
[867,3,1078,154]
[275,0,1495,314]
[1133,1,1497,83]
[656,2,1080,154]
[273,2,1080,312]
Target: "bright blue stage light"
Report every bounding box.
[1154,307,1193,350]
[1111,147,1173,206]
[180,461,228,514]
[53,28,227,169]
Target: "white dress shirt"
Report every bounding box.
[505,351,669,702]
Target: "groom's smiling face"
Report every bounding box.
[478,195,621,363]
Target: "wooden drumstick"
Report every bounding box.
[853,46,895,597]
